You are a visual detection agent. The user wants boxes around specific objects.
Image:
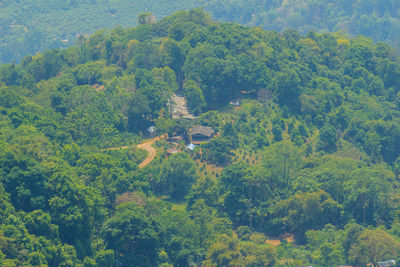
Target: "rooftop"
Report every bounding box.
[190,126,215,138]
[186,143,196,150]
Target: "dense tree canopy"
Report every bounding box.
[2,0,399,65]
[0,9,400,266]
[205,0,400,49]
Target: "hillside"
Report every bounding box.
[206,0,400,48]
[1,9,400,266]
[0,0,202,63]
[1,0,399,65]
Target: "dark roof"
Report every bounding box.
[190,126,215,138]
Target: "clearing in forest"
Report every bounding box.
[172,93,196,119]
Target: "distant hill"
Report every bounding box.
[204,0,400,47]
[1,0,399,64]
[0,0,202,63]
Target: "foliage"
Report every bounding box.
[0,0,204,64]
[156,153,197,201]
[0,9,399,266]
[184,80,206,115]
[204,233,277,267]
[204,0,400,49]
[348,229,400,266]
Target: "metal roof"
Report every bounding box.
[186,143,196,150]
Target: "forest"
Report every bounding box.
[0,0,201,64]
[205,0,400,48]
[1,0,399,64]
[0,8,400,267]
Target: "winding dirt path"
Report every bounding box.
[137,139,157,168]
[101,137,160,168]
[101,134,168,169]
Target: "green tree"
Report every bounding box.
[275,69,301,108]
[262,140,303,194]
[349,229,400,267]
[128,92,151,131]
[157,153,197,201]
[155,118,177,136]
[184,80,206,115]
[343,165,393,225]
[102,204,159,267]
[204,233,277,267]
[318,124,338,152]
[306,224,346,267]
[203,136,234,165]
[95,250,114,267]
[219,163,252,226]
[138,13,156,25]
[270,190,343,240]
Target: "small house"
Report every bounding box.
[190,126,215,141]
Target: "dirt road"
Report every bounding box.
[137,139,157,168]
[101,134,167,169]
[172,93,196,119]
[101,137,159,168]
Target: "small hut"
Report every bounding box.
[190,126,215,142]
